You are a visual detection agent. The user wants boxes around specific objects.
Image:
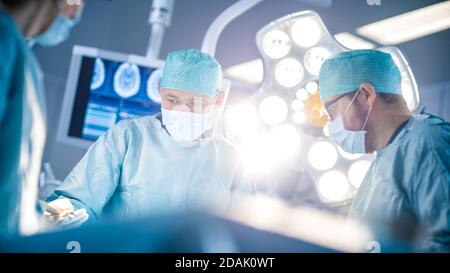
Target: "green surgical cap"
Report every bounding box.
[160,49,222,96]
[318,49,402,101]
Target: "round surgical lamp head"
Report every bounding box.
[255,11,346,132]
[291,17,322,48]
[317,170,351,203]
[258,95,289,125]
[255,10,419,138]
[268,124,302,158]
[275,58,304,88]
[225,103,260,139]
[261,29,292,59]
[304,47,332,76]
[308,140,338,171]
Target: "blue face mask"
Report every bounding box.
[32,3,84,48]
[33,14,75,47]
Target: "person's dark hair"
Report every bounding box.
[378,93,404,106]
[0,0,35,10]
[338,90,405,111]
[346,90,404,106]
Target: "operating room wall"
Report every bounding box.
[420,81,450,120]
[35,0,450,180]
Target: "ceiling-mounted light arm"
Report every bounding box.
[201,0,264,57]
[146,0,175,59]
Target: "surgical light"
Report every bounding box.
[296,88,309,101]
[291,17,322,48]
[308,141,338,171]
[304,46,331,76]
[305,81,319,94]
[291,100,304,112]
[317,170,351,203]
[292,112,306,124]
[240,125,300,175]
[258,96,288,125]
[348,160,372,189]
[401,78,416,110]
[334,32,376,50]
[268,124,301,158]
[275,58,304,88]
[262,29,292,59]
[254,10,419,133]
[240,136,273,174]
[226,103,260,138]
[304,92,328,128]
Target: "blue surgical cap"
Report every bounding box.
[319,49,402,101]
[160,49,222,96]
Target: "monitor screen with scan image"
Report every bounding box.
[58,46,164,148]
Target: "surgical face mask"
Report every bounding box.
[32,3,84,48]
[327,90,372,154]
[161,108,211,141]
[33,14,75,47]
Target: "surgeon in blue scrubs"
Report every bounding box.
[47,49,254,225]
[318,49,450,252]
[0,0,83,238]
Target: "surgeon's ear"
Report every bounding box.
[359,83,377,107]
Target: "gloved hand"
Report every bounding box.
[40,199,89,228]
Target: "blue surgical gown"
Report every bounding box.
[349,114,450,252]
[48,114,253,223]
[0,11,47,238]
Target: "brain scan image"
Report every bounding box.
[91,58,105,90]
[114,62,141,98]
[146,69,163,104]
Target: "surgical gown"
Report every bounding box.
[48,114,253,223]
[0,11,47,238]
[349,114,450,252]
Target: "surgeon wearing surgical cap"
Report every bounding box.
[319,49,450,252]
[46,49,254,225]
[0,0,84,238]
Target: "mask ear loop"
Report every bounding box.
[341,88,373,131]
[361,105,373,131]
[342,88,361,117]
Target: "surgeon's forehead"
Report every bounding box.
[161,88,212,100]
